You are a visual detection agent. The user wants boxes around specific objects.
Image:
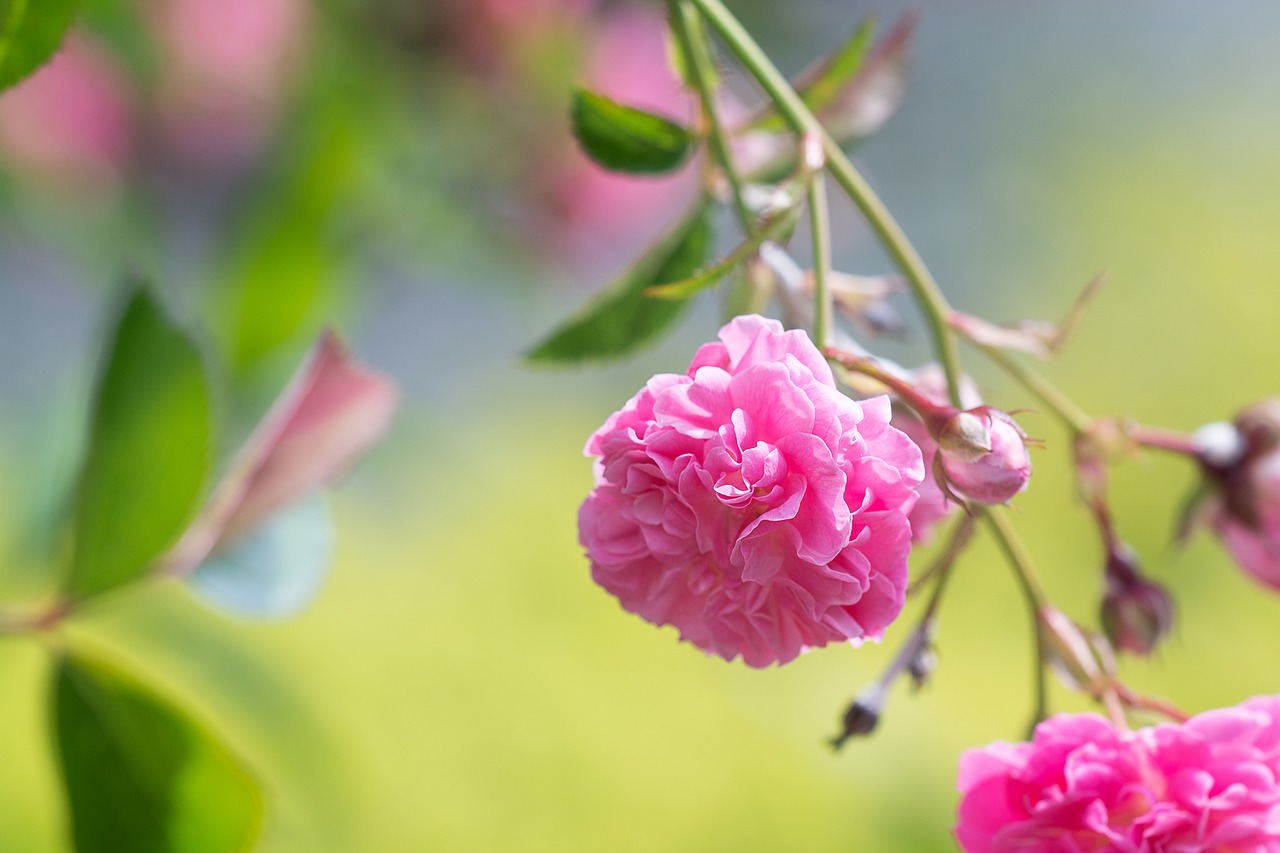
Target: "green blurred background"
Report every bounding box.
[2,0,1280,849]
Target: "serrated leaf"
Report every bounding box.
[570,88,693,174]
[51,652,264,853]
[67,286,213,600]
[646,206,799,301]
[189,495,333,619]
[0,0,78,92]
[526,204,712,363]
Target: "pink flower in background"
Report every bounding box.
[147,0,309,164]
[479,0,594,29]
[0,35,132,188]
[955,698,1280,852]
[890,364,980,542]
[553,5,698,256]
[579,315,923,666]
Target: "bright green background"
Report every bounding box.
[3,1,1280,850]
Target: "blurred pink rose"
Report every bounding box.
[956,698,1280,852]
[579,315,923,666]
[552,5,698,256]
[147,0,309,164]
[0,35,131,187]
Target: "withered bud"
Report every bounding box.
[1192,421,1246,471]
[830,684,884,750]
[1101,572,1173,657]
[1235,399,1280,457]
[906,641,938,691]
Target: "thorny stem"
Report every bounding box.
[687,0,966,408]
[668,0,755,233]
[907,514,977,598]
[1112,684,1190,723]
[983,507,1050,734]
[1125,423,1201,457]
[822,347,940,418]
[968,342,1093,436]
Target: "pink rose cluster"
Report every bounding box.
[579,316,924,666]
[956,697,1280,852]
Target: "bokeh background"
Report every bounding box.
[2,0,1280,850]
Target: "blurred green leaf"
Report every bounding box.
[67,287,213,599]
[51,651,263,853]
[189,495,334,619]
[748,17,876,134]
[212,121,358,375]
[570,89,693,175]
[646,207,800,301]
[527,204,712,363]
[0,0,77,92]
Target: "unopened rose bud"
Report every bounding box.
[1201,399,1280,589]
[831,684,884,750]
[937,407,1032,504]
[1101,572,1173,657]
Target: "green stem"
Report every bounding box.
[807,170,833,349]
[669,0,755,233]
[687,0,965,407]
[982,507,1049,732]
[972,343,1093,435]
[907,513,977,598]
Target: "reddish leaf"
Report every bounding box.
[162,331,397,576]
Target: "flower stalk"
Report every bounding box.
[668,0,755,232]
[686,0,966,407]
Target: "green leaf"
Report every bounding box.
[750,17,876,134]
[189,495,334,619]
[0,0,78,92]
[51,652,264,853]
[67,286,213,599]
[646,206,800,301]
[570,88,693,175]
[526,205,712,363]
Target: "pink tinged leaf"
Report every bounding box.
[164,330,398,576]
[815,13,916,141]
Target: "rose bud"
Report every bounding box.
[831,684,884,750]
[936,406,1032,504]
[1101,572,1173,656]
[1200,399,1280,588]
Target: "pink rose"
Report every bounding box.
[0,35,132,187]
[955,697,1280,852]
[579,315,923,666]
[147,0,309,164]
